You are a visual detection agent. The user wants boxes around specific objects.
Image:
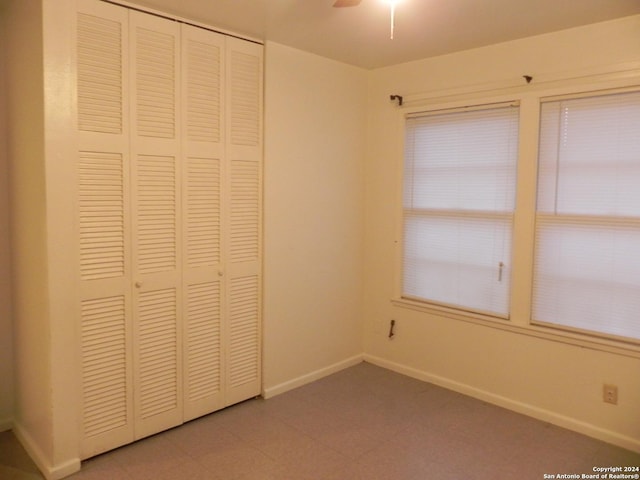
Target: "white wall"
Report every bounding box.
[0,1,15,432]
[263,42,367,395]
[364,15,640,451]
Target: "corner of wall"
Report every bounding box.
[0,0,16,435]
[5,0,56,467]
[13,420,80,480]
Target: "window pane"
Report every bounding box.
[405,107,518,212]
[533,219,640,340]
[537,91,640,217]
[402,104,519,317]
[534,90,640,341]
[403,213,512,316]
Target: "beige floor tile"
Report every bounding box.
[2,362,639,480]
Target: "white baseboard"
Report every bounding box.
[263,354,364,399]
[47,458,81,480]
[0,417,12,432]
[363,354,640,454]
[12,421,81,480]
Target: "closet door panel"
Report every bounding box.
[130,10,183,440]
[224,37,263,406]
[76,0,134,459]
[76,1,263,453]
[77,2,127,138]
[227,273,260,402]
[226,157,261,404]
[182,151,225,419]
[183,26,224,148]
[135,285,179,420]
[184,277,223,418]
[132,153,180,428]
[181,24,226,420]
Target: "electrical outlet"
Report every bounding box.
[603,384,618,405]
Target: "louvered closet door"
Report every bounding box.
[181,24,226,421]
[129,10,183,440]
[76,0,134,459]
[224,37,263,406]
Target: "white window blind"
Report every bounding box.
[402,103,519,317]
[533,90,640,342]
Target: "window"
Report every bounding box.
[533,90,640,342]
[402,103,519,317]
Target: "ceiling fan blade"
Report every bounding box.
[333,0,362,7]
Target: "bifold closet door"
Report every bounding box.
[76,0,263,459]
[181,24,226,421]
[181,27,263,417]
[129,10,183,440]
[76,0,134,459]
[224,37,263,406]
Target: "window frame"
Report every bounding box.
[400,101,520,319]
[531,89,640,343]
[392,76,640,356]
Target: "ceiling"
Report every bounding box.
[126,0,640,69]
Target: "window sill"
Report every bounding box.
[391,297,640,359]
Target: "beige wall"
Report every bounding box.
[6,0,86,475]
[0,2,15,431]
[5,0,56,466]
[364,15,640,451]
[2,2,639,472]
[263,42,367,395]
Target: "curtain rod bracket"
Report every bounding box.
[390,94,403,106]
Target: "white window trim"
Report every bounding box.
[392,67,640,358]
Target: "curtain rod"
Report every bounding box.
[389,61,640,109]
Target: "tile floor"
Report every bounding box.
[1,362,639,479]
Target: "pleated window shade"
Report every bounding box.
[533,90,640,341]
[402,104,519,317]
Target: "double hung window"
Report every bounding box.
[533,90,640,342]
[402,103,519,317]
